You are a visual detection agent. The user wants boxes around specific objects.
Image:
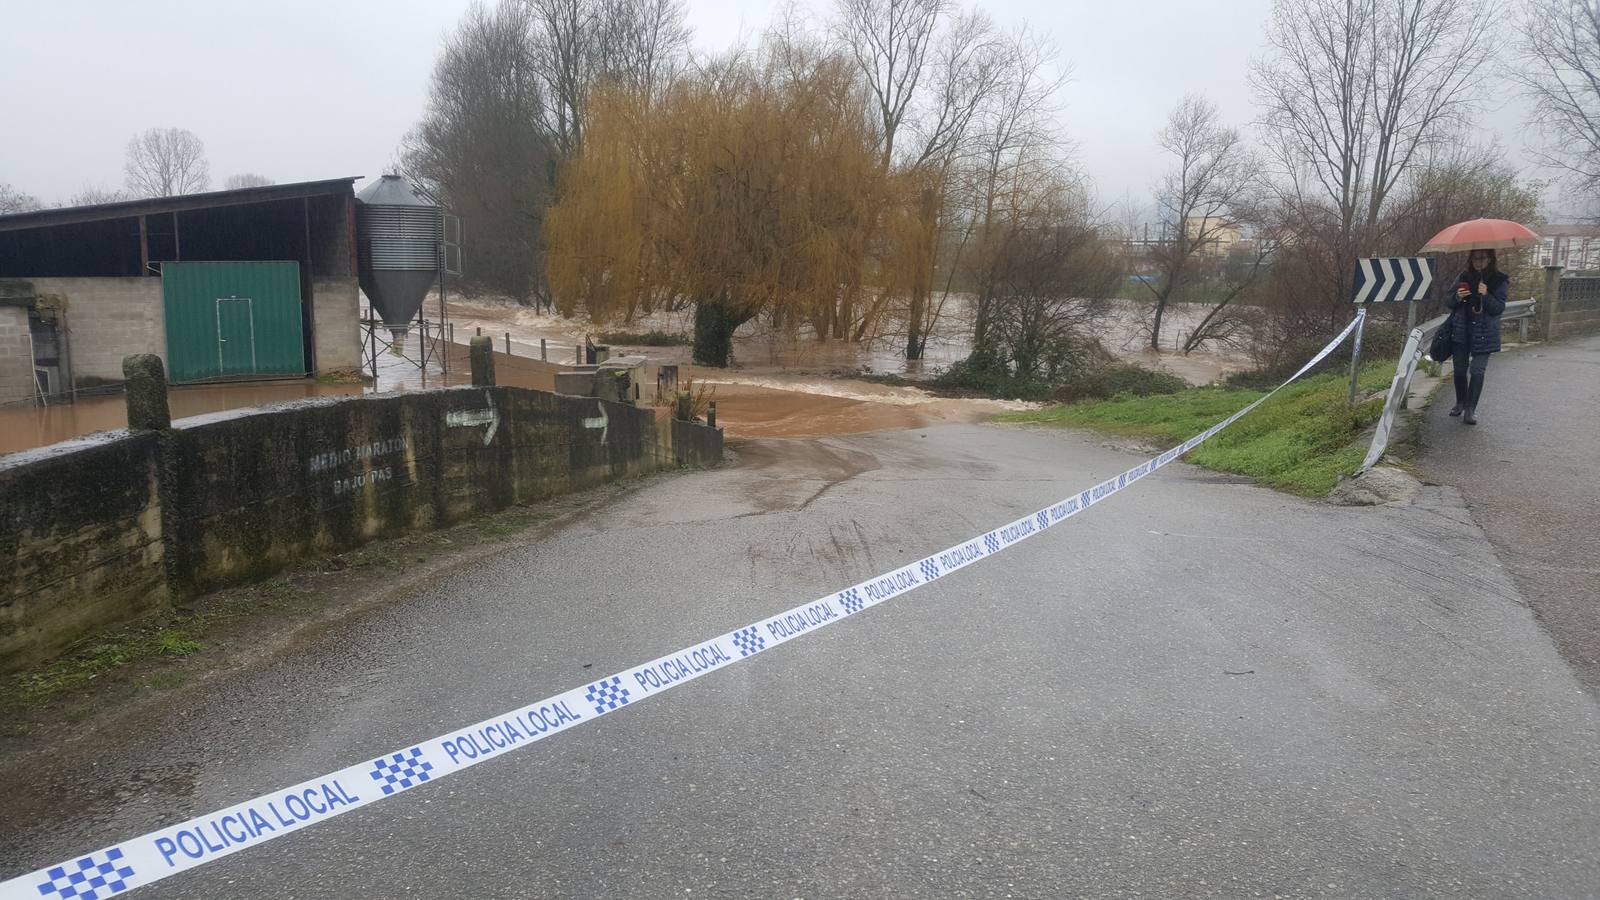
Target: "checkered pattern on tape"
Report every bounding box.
[837,588,865,614]
[731,627,765,657]
[370,747,435,795]
[584,676,630,714]
[983,533,1000,553]
[35,848,135,900]
[918,559,940,582]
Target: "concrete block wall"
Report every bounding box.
[1556,277,1600,337]
[0,433,169,671]
[0,305,35,405]
[0,383,722,672]
[311,276,361,373]
[29,277,165,383]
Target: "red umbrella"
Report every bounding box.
[1419,218,1540,253]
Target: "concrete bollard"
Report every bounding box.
[469,336,496,386]
[1542,265,1562,341]
[707,400,717,429]
[123,354,171,431]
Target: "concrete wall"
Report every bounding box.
[1555,277,1600,337]
[29,277,165,384]
[0,433,169,671]
[311,276,361,373]
[0,303,34,405]
[0,385,722,671]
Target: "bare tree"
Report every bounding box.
[1518,0,1600,203]
[223,173,275,189]
[1252,0,1495,324]
[524,0,689,155]
[1144,94,1259,350]
[69,185,133,206]
[0,183,41,214]
[835,0,948,168]
[124,127,211,197]
[405,0,559,303]
[839,3,1005,357]
[599,0,690,105]
[963,26,1070,352]
[945,175,1120,396]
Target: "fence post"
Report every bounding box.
[1542,265,1562,341]
[122,354,170,431]
[505,331,511,355]
[540,338,547,361]
[469,336,496,387]
[1347,308,1368,406]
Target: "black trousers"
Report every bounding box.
[1452,347,1491,376]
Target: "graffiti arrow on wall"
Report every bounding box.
[446,392,500,446]
[583,402,609,444]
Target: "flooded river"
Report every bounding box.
[0,294,1250,456]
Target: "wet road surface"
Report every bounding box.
[3,424,1598,897]
[1418,333,1600,695]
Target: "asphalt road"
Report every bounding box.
[3,422,1598,898]
[1418,332,1600,695]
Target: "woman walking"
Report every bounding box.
[1447,248,1509,425]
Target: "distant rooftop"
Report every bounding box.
[0,177,361,234]
[1536,223,1600,239]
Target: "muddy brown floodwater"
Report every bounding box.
[0,294,1250,456]
[447,293,1254,384]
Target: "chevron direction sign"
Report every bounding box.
[1352,257,1434,304]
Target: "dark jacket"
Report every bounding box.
[1447,268,1509,354]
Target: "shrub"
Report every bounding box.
[597,330,691,347]
[1053,365,1186,404]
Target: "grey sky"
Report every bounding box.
[0,0,1535,215]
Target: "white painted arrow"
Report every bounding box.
[1414,258,1434,299]
[446,392,500,446]
[1354,258,1377,304]
[1395,256,1417,303]
[583,401,609,444]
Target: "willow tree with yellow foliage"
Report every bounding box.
[547,39,886,366]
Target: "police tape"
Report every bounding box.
[0,313,1365,899]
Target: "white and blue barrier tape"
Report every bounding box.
[0,313,1364,900]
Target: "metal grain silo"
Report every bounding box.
[356,175,442,338]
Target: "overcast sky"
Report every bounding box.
[0,0,1536,217]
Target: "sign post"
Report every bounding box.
[1349,257,1435,405]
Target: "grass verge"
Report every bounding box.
[999,362,1393,496]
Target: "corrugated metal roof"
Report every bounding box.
[355,174,436,208]
[0,177,362,233]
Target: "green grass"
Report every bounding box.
[474,509,555,539]
[1000,362,1393,496]
[5,627,203,708]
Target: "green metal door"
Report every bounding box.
[162,261,304,382]
[216,298,255,375]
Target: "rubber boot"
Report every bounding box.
[1450,370,1468,416]
[1464,373,1484,425]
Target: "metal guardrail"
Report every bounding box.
[1360,299,1536,471]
